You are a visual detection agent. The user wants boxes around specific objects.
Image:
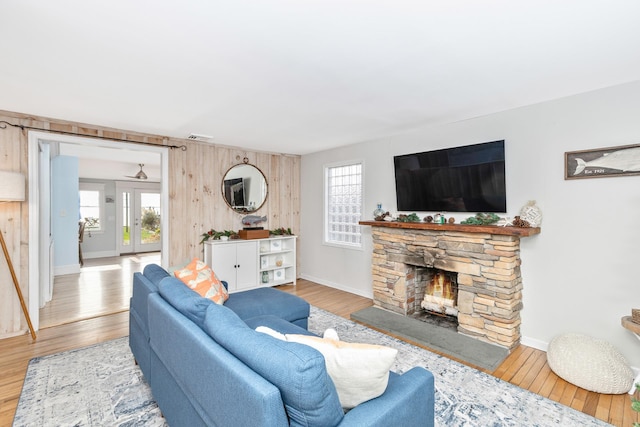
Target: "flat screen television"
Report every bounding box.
[394,140,506,213]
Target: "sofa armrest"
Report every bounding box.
[337,367,434,427]
[131,272,159,333]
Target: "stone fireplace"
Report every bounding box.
[361,221,540,350]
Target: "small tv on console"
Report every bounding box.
[394,140,506,213]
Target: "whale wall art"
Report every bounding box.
[565,143,640,180]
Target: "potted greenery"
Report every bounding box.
[200,229,237,243]
[270,227,293,236]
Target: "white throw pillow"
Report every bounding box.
[256,326,397,408]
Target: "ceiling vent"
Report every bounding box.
[187,133,214,143]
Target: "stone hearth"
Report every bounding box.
[360,221,540,350]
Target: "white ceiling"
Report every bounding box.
[2,1,640,156]
[59,143,161,182]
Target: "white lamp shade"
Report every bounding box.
[0,171,25,202]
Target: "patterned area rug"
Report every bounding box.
[14,307,611,427]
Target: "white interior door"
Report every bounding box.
[38,141,53,307]
[118,183,161,254]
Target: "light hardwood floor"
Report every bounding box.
[0,258,636,426]
[39,253,161,329]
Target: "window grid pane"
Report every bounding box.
[79,190,101,230]
[326,163,362,246]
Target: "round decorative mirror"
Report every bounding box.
[221,161,268,213]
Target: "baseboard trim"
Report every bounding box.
[298,273,372,299]
[84,250,119,259]
[54,264,80,276]
[521,336,548,352]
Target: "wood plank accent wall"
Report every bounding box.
[0,110,301,338]
[168,142,300,263]
[0,115,28,337]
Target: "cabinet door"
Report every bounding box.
[235,241,258,291]
[209,244,239,292]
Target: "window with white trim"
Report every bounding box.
[324,162,363,247]
[79,182,105,231]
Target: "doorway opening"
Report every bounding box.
[28,131,170,331]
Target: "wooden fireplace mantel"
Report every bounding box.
[359,220,541,237]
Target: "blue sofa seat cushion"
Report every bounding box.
[203,303,344,427]
[244,314,316,337]
[158,277,213,329]
[224,287,309,323]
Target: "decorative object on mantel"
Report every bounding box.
[448,217,456,224]
[460,212,501,225]
[423,215,433,223]
[397,213,421,223]
[372,203,385,220]
[372,203,391,221]
[519,200,542,227]
[270,227,294,236]
[432,213,445,224]
[374,211,391,221]
[511,216,531,228]
[200,229,238,243]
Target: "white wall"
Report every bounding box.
[300,80,640,368]
[79,179,118,258]
[51,155,79,275]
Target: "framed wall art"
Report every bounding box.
[564,143,640,180]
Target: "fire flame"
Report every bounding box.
[426,271,456,301]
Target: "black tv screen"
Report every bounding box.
[394,140,506,213]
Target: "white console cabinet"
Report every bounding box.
[204,236,296,292]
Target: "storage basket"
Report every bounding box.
[632,308,640,324]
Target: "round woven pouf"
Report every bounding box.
[547,333,634,394]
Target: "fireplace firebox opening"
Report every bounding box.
[407,266,460,331]
[422,269,458,317]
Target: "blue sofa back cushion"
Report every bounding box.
[158,277,213,329]
[203,303,344,427]
[143,264,171,287]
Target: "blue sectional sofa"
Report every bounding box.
[129,264,310,378]
[129,263,435,427]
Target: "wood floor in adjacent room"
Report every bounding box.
[0,259,636,426]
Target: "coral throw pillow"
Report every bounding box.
[174,258,228,304]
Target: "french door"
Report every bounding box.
[117,182,162,254]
